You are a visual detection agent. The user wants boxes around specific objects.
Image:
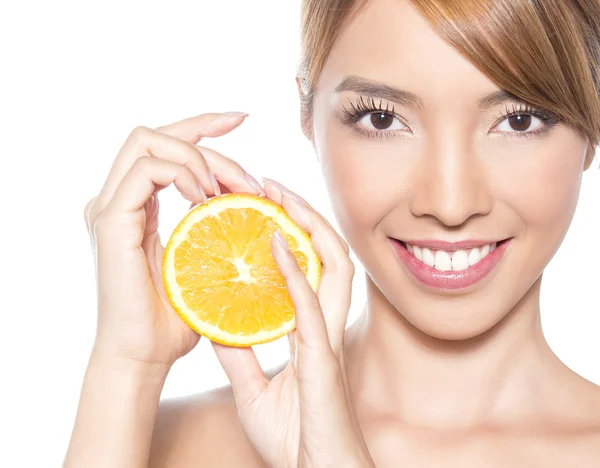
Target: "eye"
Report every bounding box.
[494,113,544,133]
[357,112,407,132]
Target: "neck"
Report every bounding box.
[345,274,562,429]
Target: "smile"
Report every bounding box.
[404,241,497,271]
[390,238,512,290]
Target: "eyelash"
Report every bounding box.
[341,95,562,140]
[342,96,402,140]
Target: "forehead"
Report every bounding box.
[319,0,501,105]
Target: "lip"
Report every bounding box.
[400,239,502,252]
[390,238,511,291]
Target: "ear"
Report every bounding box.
[295,75,303,98]
[583,141,596,171]
[296,76,313,143]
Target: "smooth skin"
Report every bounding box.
[66,0,600,466]
[66,112,373,468]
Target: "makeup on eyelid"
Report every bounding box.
[338,94,561,140]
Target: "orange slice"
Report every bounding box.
[162,193,322,347]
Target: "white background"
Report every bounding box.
[1,1,599,466]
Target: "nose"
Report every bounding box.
[409,137,493,227]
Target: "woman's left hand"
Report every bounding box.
[212,178,375,468]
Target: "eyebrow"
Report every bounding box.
[335,76,424,109]
[475,89,523,111]
[334,75,524,111]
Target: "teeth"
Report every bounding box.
[414,245,423,261]
[405,242,498,271]
[480,244,490,257]
[422,248,435,267]
[451,250,469,271]
[434,250,452,271]
[467,247,481,266]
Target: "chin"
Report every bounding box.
[367,263,520,343]
[399,304,508,342]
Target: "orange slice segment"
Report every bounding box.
[162,193,322,347]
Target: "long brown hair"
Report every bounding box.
[298,0,600,158]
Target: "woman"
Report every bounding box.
[64,0,600,466]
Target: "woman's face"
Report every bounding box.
[311,0,592,339]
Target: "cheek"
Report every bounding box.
[489,140,583,237]
[483,134,586,284]
[525,162,581,229]
[317,120,415,240]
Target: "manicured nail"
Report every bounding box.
[261,178,307,205]
[209,171,221,196]
[259,176,274,188]
[214,112,249,126]
[273,230,290,251]
[281,188,307,206]
[198,184,208,202]
[221,111,249,117]
[246,173,266,195]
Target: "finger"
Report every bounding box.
[101,157,205,220]
[155,111,248,143]
[271,230,331,355]
[84,196,97,234]
[194,144,266,196]
[211,342,268,409]
[158,113,255,197]
[277,192,354,355]
[287,329,298,368]
[272,231,358,453]
[260,178,349,254]
[96,126,218,212]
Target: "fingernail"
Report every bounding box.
[221,111,249,117]
[198,184,208,202]
[273,230,290,251]
[281,188,307,206]
[209,170,221,196]
[246,173,266,195]
[261,178,307,205]
[259,176,277,190]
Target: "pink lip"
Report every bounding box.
[400,239,501,252]
[390,238,511,290]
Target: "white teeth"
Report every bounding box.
[434,250,452,271]
[451,249,470,271]
[422,248,435,267]
[468,247,481,265]
[405,242,498,271]
[480,244,490,257]
[414,245,423,261]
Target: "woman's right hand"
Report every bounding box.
[84,112,266,369]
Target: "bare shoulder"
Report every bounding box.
[149,384,266,468]
[566,416,600,467]
[566,371,600,423]
[557,374,600,464]
[581,381,600,454]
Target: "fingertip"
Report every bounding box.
[273,229,290,252]
[188,112,250,141]
[245,173,266,196]
[221,111,249,118]
[209,171,221,196]
[271,231,295,276]
[210,112,248,130]
[260,178,283,203]
[280,191,302,214]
